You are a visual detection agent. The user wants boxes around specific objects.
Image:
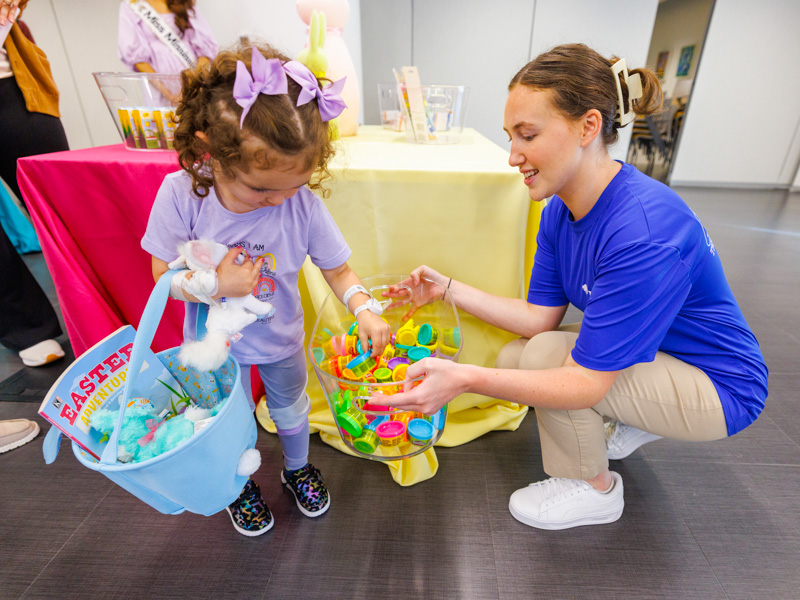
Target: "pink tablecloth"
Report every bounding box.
[17,144,184,356]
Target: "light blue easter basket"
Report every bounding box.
[42,272,257,516]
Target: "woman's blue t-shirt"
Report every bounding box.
[528,162,768,436]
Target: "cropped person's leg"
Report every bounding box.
[227,363,274,537]
[0,77,69,202]
[0,78,68,364]
[0,222,63,355]
[508,329,618,529]
[497,329,606,479]
[495,337,528,369]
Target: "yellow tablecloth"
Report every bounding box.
[256,126,541,485]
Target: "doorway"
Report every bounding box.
[627,0,714,183]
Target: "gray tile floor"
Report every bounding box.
[1,183,799,600]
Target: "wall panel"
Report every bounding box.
[671,0,800,186]
[529,0,659,161]
[360,0,658,154]
[412,0,534,149]
[359,0,412,128]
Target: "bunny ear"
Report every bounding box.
[309,10,319,50]
[317,11,326,48]
[187,240,216,269]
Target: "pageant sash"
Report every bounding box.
[127,0,196,69]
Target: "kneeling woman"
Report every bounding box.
[380,43,768,531]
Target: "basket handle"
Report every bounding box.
[100,270,176,465]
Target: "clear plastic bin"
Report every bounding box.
[309,274,463,461]
[93,72,182,151]
[377,83,470,143]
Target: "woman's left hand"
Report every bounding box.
[381,265,449,321]
[379,357,466,415]
[355,309,392,357]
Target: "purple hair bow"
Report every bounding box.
[232,48,288,128]
[232,48,348,128]
[283,60,347,122]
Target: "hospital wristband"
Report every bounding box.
[343,284,369,313]
[353,297,383,318]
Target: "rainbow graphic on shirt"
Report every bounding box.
[251,252,276,322]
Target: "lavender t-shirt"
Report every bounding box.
[141,170,351,364]
[118,3,218,74]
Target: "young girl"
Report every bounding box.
[142,44,392,537]
[381,43,768,530]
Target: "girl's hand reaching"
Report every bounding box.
[215,247,264,298]
[382,265,451,321]
[356,309,392,358]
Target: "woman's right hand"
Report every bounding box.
[379,356,468,415]
[382,265,450,321]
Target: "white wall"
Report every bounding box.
[671,0,800,187]
[18,0,363,150]
[527,0,659,160]
[412,0,536,151]
[18,0,105,150]
[360,0,658,157]
[21,0,800,190]
[645,0,713,100]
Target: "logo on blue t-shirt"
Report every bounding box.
[702,227,716,256]
[690,210,716,256]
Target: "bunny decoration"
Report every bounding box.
[298,9,328,78]
[297,0,359,136]
[168,239,275,371]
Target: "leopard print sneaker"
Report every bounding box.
[226,478,274,537]
[281,463,330,517]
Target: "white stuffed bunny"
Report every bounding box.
[168,239,275,371]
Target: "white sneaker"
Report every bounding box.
[605,420,662,460]
[509,472,624,530]
[18,339,65,367]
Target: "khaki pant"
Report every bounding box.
[496,324,728,480]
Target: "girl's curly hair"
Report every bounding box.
[173,43,335,198]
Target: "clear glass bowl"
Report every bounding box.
[309,274,463,461]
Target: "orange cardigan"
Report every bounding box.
[3,0,60,117]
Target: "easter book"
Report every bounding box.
[38,325,186,460]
